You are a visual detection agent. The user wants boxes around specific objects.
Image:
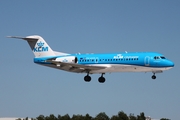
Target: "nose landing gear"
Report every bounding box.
[152,73,156,79]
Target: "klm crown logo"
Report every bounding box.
[34,41,48,52]
[37,42,44,47]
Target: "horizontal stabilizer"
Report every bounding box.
[7,36,38,41]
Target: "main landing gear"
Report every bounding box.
[84,73,106,83]
[98,73,105,83]
[84,73,91,82]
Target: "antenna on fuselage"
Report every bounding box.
[125,51,128,53]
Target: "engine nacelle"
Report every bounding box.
[55,56,78,63]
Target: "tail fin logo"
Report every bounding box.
[37,42,44,47]
[34,42,48,52]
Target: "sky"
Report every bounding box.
[0,0,180,119]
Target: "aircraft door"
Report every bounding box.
[95,57,99,63]
[144,56,150,66]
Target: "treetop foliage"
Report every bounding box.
[16,111,170,120]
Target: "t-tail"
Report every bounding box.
[7,35,69,57]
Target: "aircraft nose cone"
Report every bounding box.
[168,61,174,67]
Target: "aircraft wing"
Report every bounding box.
[46,59,108,73]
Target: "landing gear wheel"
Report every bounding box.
[152,75,156,79]
[84,75,91,82]
[98,77,105,83]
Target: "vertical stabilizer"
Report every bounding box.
[8,35,70,57]
[7,35,56,57]
[26,35,55,57]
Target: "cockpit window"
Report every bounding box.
[154,56,158,59]
[154,56,166,60]
[160,56,166,59]
[154,56,161,59]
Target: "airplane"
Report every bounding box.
[8,35,174,83]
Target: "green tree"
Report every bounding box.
[84,113,92,120]
[140,112,145,120]
[72,114,85,120]
[16,118,22,120]
[137,112,145,120]
[23,117,28,120]
[61,114,71,120]
[129,113,137,120]
[37,115,45,120]
[44,114,57,120]
[95,112,109,120]
[110,115,119,120]
[118,111,129,120]
[57,114,62,120]
[160,118,170,120]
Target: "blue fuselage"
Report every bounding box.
[34,52,174,74]
[71,52,173,67]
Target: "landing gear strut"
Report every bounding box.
[98,73,105,83]
[84,73,91,82]
[152,73,156,79]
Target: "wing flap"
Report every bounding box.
[46,60,107,72]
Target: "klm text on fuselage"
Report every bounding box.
[34,47,48,52]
